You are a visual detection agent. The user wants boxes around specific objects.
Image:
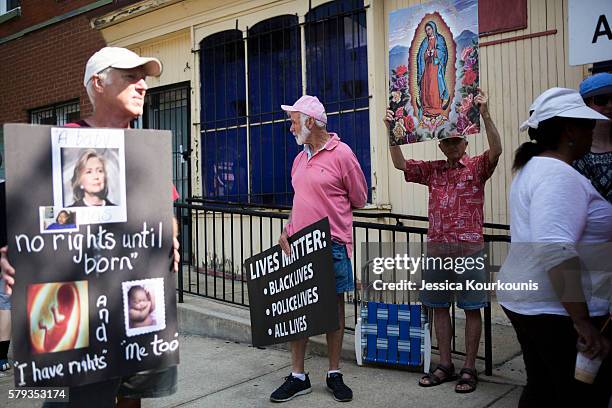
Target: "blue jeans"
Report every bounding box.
[332,242,354,293]
[0,278,10,310]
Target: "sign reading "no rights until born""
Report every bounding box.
[245,218,339,347]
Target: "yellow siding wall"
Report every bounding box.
[382,0,588,224]
[94,0,595,282]
[100,0,591,226]
[127,30,192,89]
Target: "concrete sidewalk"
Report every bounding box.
[1,334,521,408]
[151,335,523,408]
[1,294,525,407]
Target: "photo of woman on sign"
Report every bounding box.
[46,210,76,230]
[52,132,127,225]
[39,206,78,234]
[69,149,116,207]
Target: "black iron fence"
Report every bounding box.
[174,199,510,375]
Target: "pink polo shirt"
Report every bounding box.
[285,133,368,255]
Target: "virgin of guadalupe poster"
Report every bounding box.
[388,0,480,145]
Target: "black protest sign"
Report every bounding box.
[246,218,339,347]
[4,124,179,387]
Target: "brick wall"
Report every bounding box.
[0,0,97,38]
[0,15,106,124]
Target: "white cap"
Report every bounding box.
[83,47,162,87]
[519,87,608,131]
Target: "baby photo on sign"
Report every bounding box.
[51,127,127,224]
[122,278,166,337]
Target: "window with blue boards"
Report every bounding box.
[306,0,371,202]
[200,0,371,206]
[200,29,249,203]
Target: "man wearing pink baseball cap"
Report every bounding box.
[269,96,367,403]
[280,95,328,128]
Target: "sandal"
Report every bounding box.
[0,359,11,372]
[419,363,458,387]
[455,367,478,394]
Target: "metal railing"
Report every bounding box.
[174,199,510,375]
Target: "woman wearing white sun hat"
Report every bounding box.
[498,87,612,407]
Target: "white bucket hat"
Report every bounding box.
[519,87,608,131]
[83,47,162,87]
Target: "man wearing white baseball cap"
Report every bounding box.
[270,95,367,403]
[1,47,179,408]
[83,47,162,87]
[499,87,611,407]
[76,46,162,129]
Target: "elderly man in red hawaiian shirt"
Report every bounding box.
[384,89,502,394]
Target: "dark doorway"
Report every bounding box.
[141,81,192,263]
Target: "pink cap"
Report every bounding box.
[281,95,327,124]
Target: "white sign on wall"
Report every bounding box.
[569,0,612,66]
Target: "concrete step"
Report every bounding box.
[177,294,524,379]
[178,294,356,362]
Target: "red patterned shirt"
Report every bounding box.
[404,152,496,245]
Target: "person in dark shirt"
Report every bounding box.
[573,73,612,203]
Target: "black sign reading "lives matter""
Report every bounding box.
[245,218,339,347]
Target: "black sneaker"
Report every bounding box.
[326,372,353,402]
[270,373,312,402]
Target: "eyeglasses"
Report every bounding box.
[592,94,612,107]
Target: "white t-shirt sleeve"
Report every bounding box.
[528,166,587,269]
